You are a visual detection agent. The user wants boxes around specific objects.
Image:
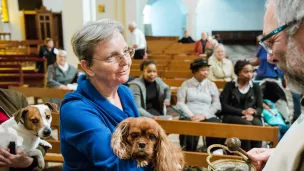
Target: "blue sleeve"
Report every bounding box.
[60,100,140,170]
[256,45,263,58]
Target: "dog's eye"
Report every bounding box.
[46,115,51,119]
[130,132,139,138]
[149,134,156,140]
[31,118,39,124]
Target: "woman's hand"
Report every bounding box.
[242,114,253,121]
[190,115,200,122]
[152,116,159,120]
[247,108,257,115]
[197,115,206,121]
[0,148,33,168]
[163,102,170,108]
[59,85,69,90]
[190,115,205,122]
[243,108,256,115]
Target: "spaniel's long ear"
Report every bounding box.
[13,108,28,124]
[155,124,184,171]
[111,118,132,159]
[44,102,58,112]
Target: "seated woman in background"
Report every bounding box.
[47,49,80,90]
[220,60,263,151]
[177,58,223,153]
[128,60,171,119]
[37,38,57,73]
[208,44,235,82]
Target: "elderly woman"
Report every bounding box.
[220,60,263,151]
[60,19,151,170]
[37,38,57,73]
[208,44,235,82]
[177,58,223,153]
[46,50,79,90]
[128,60,171,119]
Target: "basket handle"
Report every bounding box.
[206,144,251,171]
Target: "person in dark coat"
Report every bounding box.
[36,38,57,73]
[220,60,263,151]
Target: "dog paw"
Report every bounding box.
[40,140,52,149]
[37,157,45,169]
[28,150,45,168]
[136,160,148,168]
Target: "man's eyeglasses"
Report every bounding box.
[259,19,299,54]
[93,47,135,63]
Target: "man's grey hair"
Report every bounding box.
[267,0,304,35]
[129,21,137,28]
[71,19,124,66]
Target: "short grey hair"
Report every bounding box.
[129,21,137,28]
[71,19,124,66]
[267,0,304,35]
[56,49,67,57]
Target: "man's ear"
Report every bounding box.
[44,102,58,112]
[13,108,28,124]
[80,60,95,77]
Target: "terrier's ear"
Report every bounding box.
[13,108,28,124]
[44,102,58,112]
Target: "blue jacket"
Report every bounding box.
[60,75,151,171]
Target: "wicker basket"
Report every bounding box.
[206,144,256,171]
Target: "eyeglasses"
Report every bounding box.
[259,19,300,54]
[93,47,135,63]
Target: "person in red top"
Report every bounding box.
[194,32,214,56]
[0,110,9,124]
[0,88,46,170]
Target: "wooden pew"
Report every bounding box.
[146,38,177,54]
[0,40,54,55]
[149,55,172,61]
[9,86,72,99]
[214,81,226,90]
[0,56,47,87]
[131,63,167,71]
[163,79,184,87]
[164,43,195,55]
[155,120,279,167]
[0,64,24,88]
[173,55,199,61]
[163,71,192,79]
[130,70,142,77]
[44,113,279,168]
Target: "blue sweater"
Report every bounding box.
[60,75,151,171]
[256,45,283,79]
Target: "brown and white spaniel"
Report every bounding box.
[111,117,184,171]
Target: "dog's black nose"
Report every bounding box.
[43,128,51,137]
[138,142,146,148]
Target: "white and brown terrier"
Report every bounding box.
[111,117,184,171]
[0,102,57,170]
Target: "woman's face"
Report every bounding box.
[56,53,66,66]
[215,46,225,60]
[194,66,209,81]
[47,40,54,49]
[238,64,253,83]
[88,33,131,86]
[143,64,158,82]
